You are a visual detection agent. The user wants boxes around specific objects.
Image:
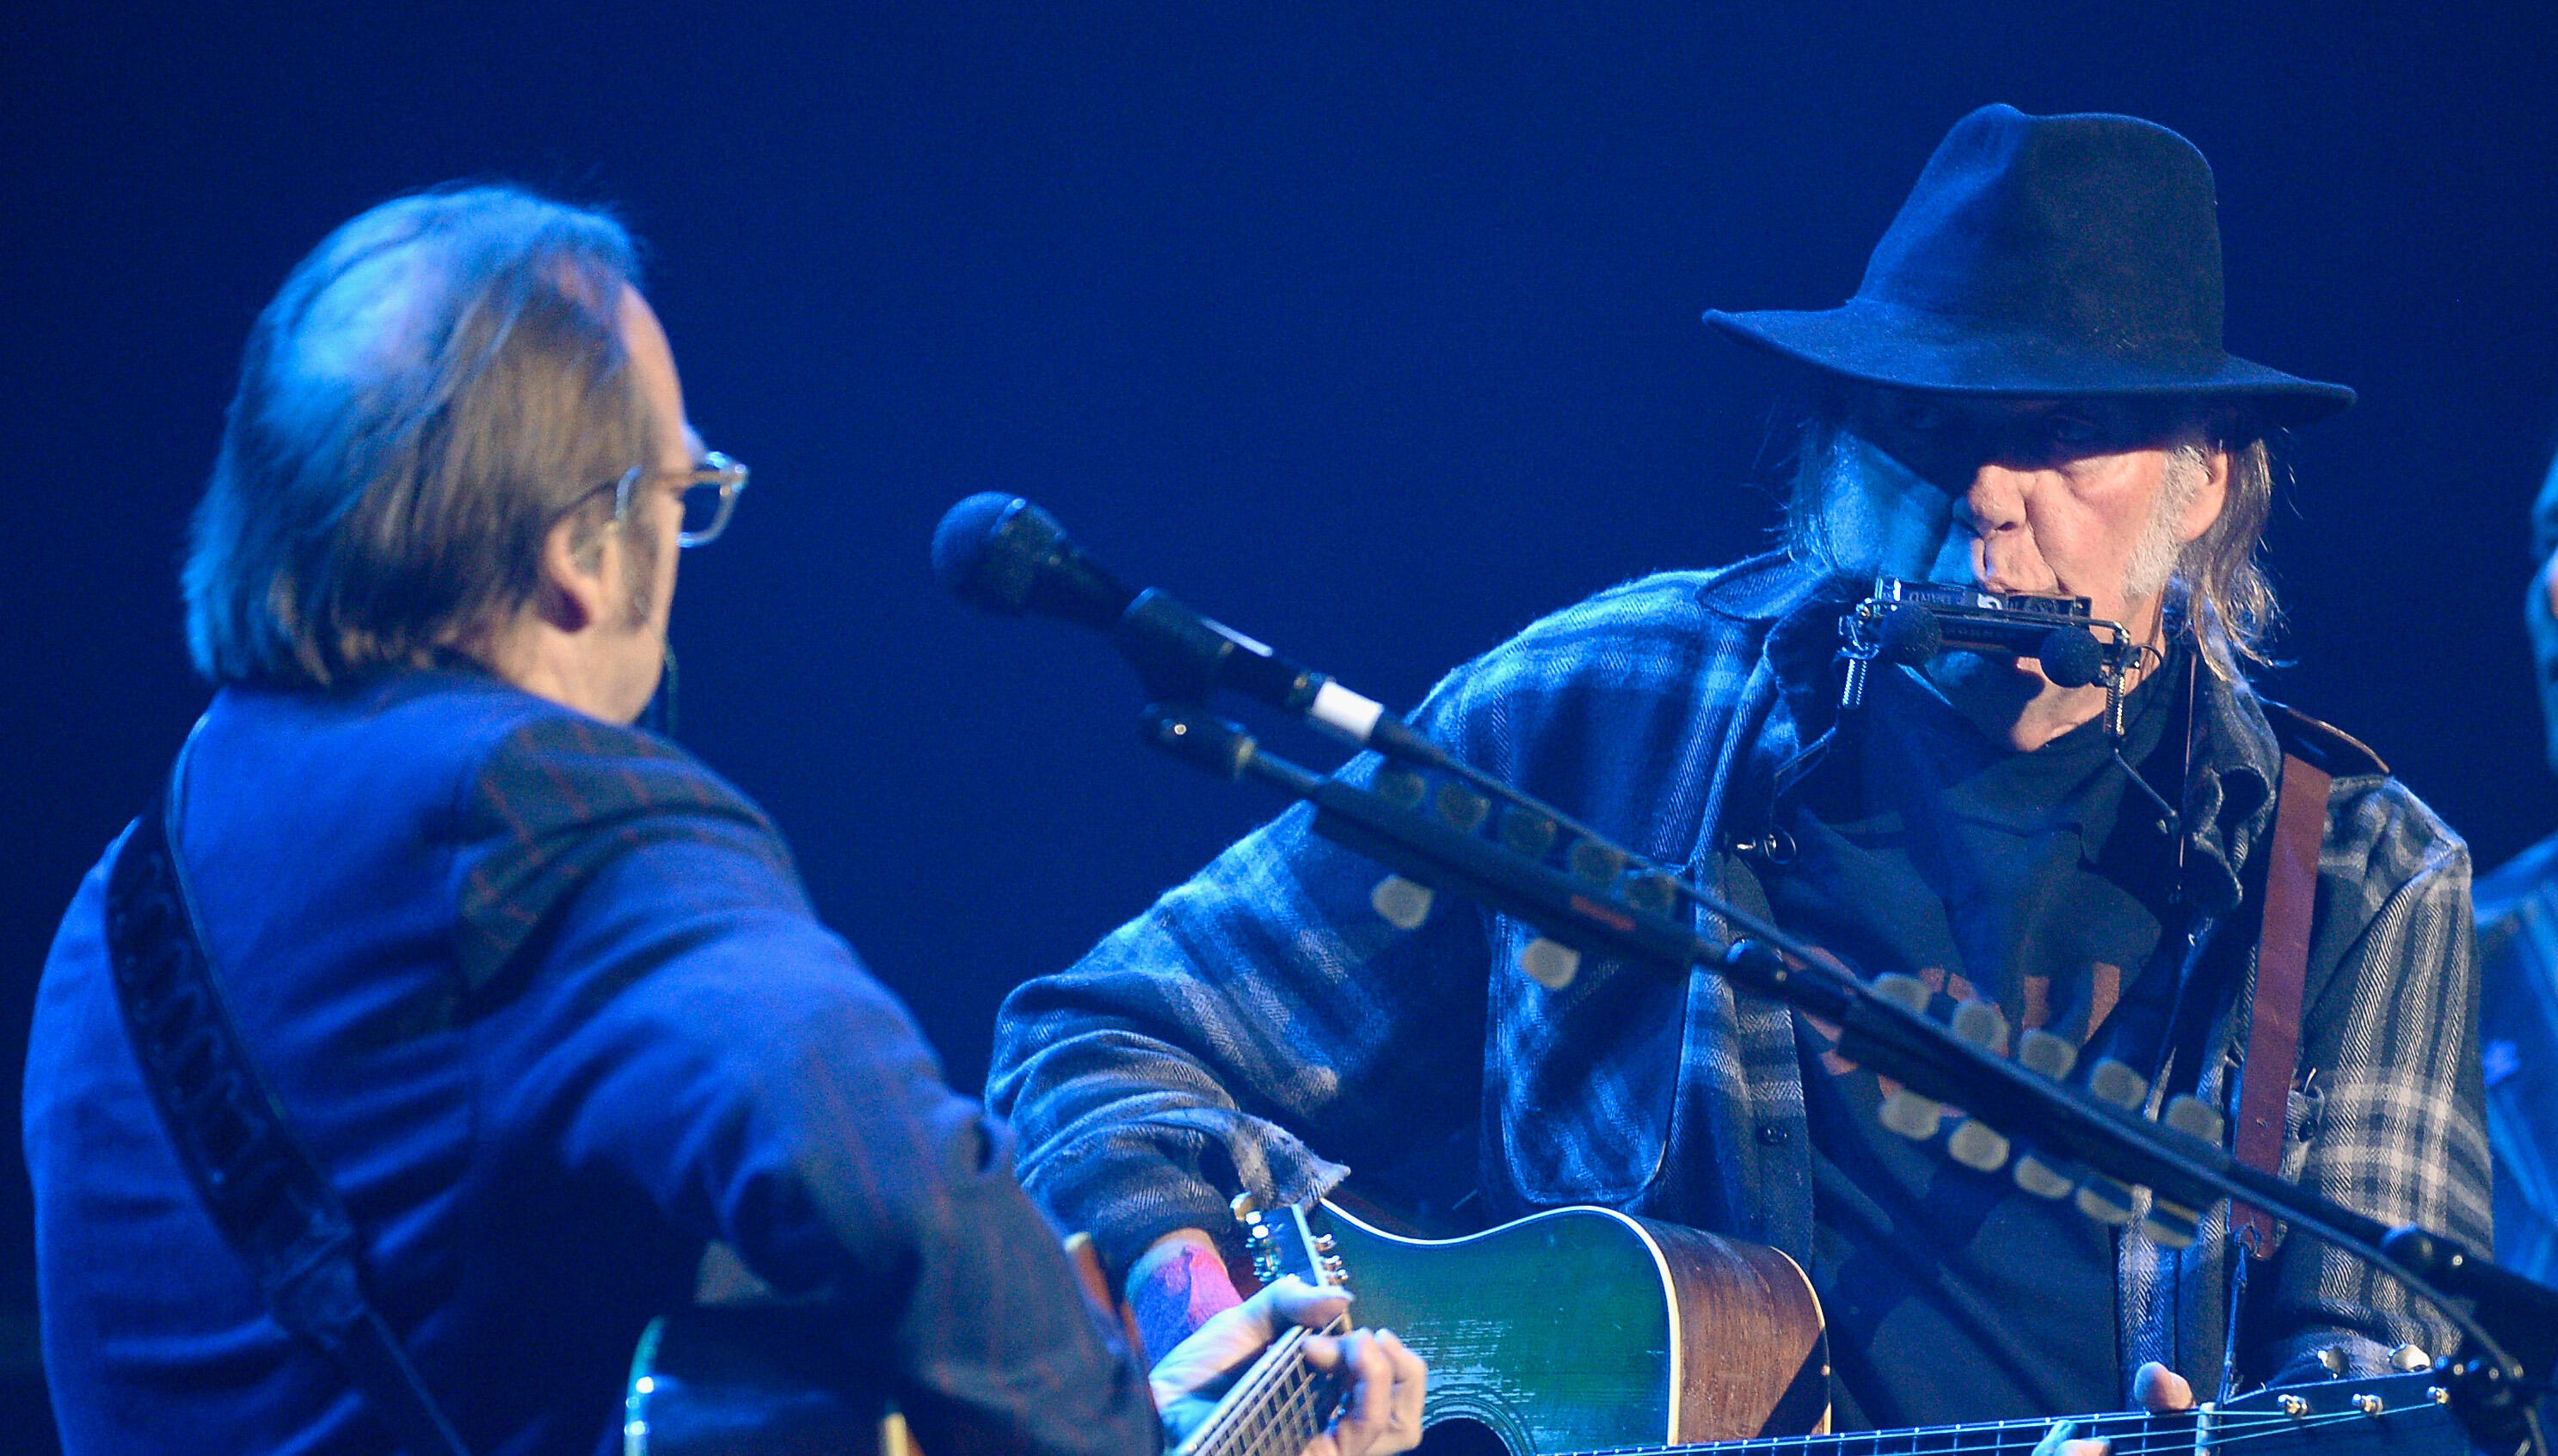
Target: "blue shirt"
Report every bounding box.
[2474,832,2558,1285]
[25,670,1156,1456]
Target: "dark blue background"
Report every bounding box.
[7,3,2556,1447]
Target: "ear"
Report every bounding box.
[535,513,618,634]
[2175,445,2232,544]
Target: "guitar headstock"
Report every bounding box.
[1866,971,2227,1249]
[1234,1193,1348,1293]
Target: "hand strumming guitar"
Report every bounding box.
[1136,1228,1427,1456]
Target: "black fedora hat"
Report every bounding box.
[1704,104,2353,426]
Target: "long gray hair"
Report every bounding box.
[1784,402,2282,683]
[184,185,652,688]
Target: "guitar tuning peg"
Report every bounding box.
[2017,1029,2077,1081]
[1951,998,2010,1056]
[1370,875,1435,931]
[2014,1151,2076,1200]
[2072,1173,2139,1226]
[1945,1116,2010,1172]
[1498,807,1559,857]
[2087,1057,2149,1110]
[1518,937,1581,990]
[2141,1195,2202,1249]
[1432,783,1490,832]
[2162,1094,2225,1146]
[1872,973,1930,1015]
[1879,1087,1944,1140]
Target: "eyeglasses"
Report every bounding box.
[606,450,751,547]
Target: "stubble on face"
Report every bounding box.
[2120,441,2208,610]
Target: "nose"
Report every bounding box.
[1951,464,2057,595]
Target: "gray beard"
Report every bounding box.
[2120,442,2207,608]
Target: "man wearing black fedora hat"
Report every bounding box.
[987,105,2490,1432]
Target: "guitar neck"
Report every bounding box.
[1602,1406,2199,1456]
[1180,1324,1337,1456]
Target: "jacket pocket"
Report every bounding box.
[1485,916,1683,1207]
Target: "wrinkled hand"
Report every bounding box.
[1148,1275,1426,1456]
[2032,1363,2195,1456]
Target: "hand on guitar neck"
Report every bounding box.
[2036,1363,2195,1456]
[1133,1227,1426,1456]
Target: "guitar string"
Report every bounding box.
[1559,1402,2427,1456]
[1249,1363,1314,1456]
[1628,1410,2398,1456]
[1263,1344,1327,1456]
[1201,1335,1304,1456]
[1222,1314,1354,1456]
[1256,1365,1322,1456]
[1197,1328,1321,1456]
[1621,1402,2402,1452]
[1222,1313,1362,1456]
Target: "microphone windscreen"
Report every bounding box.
[1875,604,1942,666]
[2037,624,2104,689]
[931,492,1029,606]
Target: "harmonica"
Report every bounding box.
[1839,577,2133,707]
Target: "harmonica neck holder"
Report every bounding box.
[1838,577,2180,837]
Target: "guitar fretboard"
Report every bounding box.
[1184,1323,1345,1456]
[1571,1395,2429,1456]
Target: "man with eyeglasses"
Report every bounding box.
[22,186,1421,1456]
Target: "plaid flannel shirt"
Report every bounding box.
[991,552,2491,1399]
[2475,833,2558,1284]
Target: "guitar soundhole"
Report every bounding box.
[1415,1417,1511,1456]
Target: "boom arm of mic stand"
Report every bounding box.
[1135,701,2558,1453]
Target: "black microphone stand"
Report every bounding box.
[1130,696,2558,1456]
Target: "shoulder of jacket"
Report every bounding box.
[2258,698,2389,779]
[1690,550,1822,622]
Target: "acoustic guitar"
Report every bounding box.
[1301,1199,2462,1456]
[624,1198,2467,1456]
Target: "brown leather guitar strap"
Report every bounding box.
[2229,751,2329,1257]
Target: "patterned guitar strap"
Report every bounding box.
[103,750,474,1456]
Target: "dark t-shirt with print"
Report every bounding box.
[1763,654,2186,1431]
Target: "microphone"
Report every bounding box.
[932,494,1447,762]
[1872,603,1942,667]
[932,488,1132,629]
